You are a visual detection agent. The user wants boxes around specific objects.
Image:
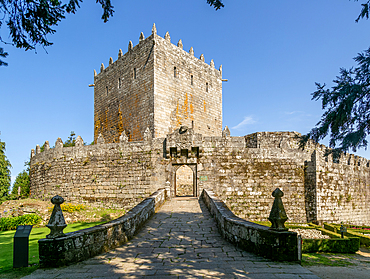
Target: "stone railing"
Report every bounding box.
[201,189,301,262]
[38,188,168,267]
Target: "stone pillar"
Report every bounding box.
[268,188,288,231]
[165,181,171,200]
[46,195,67,239]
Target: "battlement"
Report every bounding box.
[94,24,222,82]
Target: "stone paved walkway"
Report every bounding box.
[23,197,320,279]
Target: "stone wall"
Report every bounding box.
[30,137,168,211]
[153,33,222,138]
[30,130,370,225]
[201,189,300,262]
[314,146,370,225]
[38,188,168,267]
[94,32,155,143]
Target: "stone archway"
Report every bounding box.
[173,164,197,197]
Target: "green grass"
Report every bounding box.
[0,221,104,278]
[302,253,356,267]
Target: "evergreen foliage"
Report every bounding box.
[11,170,30,197]
[302,47,370,154]
[302,2,370,154]
[206,0,224,10]
[0,0,224,66]
[63,131,76,147]
[0,141,11,198]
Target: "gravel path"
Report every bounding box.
[289,229,330,239]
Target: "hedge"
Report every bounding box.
[0,214,42,231]
[324,223,370,247]
[303,237,360,253]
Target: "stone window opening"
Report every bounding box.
[191,147,199,157]
[181,149,188,158]
[170,147,177,157]
[118,78,122,88]
[191,75,193,85]
[174,67,177,78]
[206,82,208,92]
[133,68,137,79]
[106,86,109,95]
[192,120,194,129]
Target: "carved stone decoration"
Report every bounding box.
[119,131,128,143]
[165,31,171,42]
[189,47,194,56]
[177,39,183,49]
[219,64,222,77]
[152,23,157,35]
[268,188,288,231]
[143,127,152,142]
[109,57,113,65]
[100,63,105,72]
[179,126,188,134]
[222,126,230,137]
[31,149,35,158]
[200,54,205,62]
[44,141,50,151]
[94,69,97,77]
[210,59,215,68]
[97,133,105,144]
[118,49,123,58]
[55,138,63,149]
[128,41,133,51]
[75,135,84,147]
[139,32,145,42]
[36,144,41,154]
[46,195,67,239]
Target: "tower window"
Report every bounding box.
[191,75,193,85]
[206,82,208,92]
[174,67,177,78]
[133,68,137,79]
[118,78,121,88]
[106,86,108,95]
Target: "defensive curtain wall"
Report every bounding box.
[30,128,370,225]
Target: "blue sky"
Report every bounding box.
[1,0,370,188]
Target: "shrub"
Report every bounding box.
[0,214,42,231]
[61,203,86,213]
[48,203,86,213]
[303,237,360,253]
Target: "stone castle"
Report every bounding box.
[30,25,370,225]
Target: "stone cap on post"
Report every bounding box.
[46,195,67,239]
[268,188,288,231]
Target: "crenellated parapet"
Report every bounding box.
[94,24,221,82]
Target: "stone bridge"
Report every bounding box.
[24,190,319,278]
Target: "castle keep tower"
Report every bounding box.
[94,24,223,143]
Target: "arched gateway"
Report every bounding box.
[174,164,197,197]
